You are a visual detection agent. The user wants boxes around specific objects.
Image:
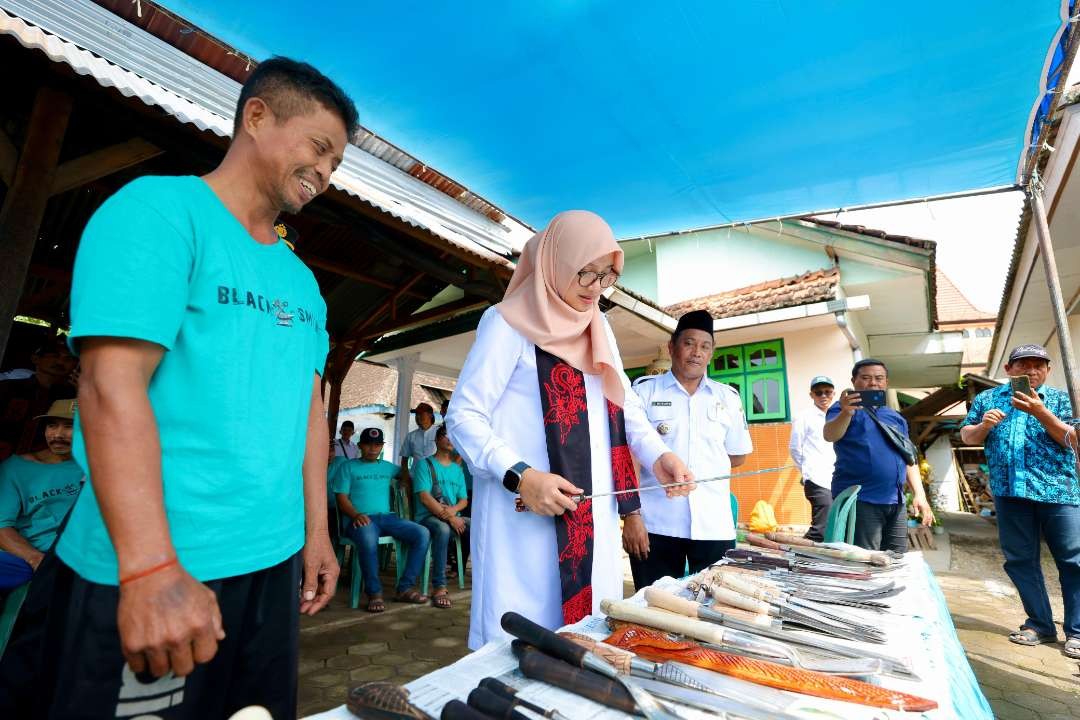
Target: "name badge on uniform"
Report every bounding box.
[652,401,672,407]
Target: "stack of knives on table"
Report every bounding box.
[346,532,940,720]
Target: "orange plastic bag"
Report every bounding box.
[748,500,779,534]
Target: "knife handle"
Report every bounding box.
[442,699,496,720]
[502,612,587,668]
[643,587,700,619]
[709,584,772,616]
[744,534,783,550]
[478,678,552,719]
[559,632,634,675]
[519,645,637,715]
[766,531,816,547]
[467,688,531,720]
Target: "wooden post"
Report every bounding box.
[0,87,73,362]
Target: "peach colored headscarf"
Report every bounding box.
[497,210,626,406]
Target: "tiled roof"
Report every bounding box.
[803,218,936,251]
[663,267,839,319]
[936,270,994,324]
[336,361,455,412]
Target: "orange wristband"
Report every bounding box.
[119,557,178,586]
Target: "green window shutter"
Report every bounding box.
[625,366,648,382]
[711,338,789,423]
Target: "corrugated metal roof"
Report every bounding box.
[0,0,531,264]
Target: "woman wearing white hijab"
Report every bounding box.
[447,210,694,649]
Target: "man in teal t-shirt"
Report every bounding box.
[412,424,470,609]
[0,399,82,590]
[8,58,360,719]
[331,427,429,612]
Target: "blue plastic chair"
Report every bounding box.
[824,484,861,544]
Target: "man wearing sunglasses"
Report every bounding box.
[789,376,836,541]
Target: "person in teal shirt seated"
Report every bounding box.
[0,399,83,590]
[331,427,429,613]
[413,424,470,609]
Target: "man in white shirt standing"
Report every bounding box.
[789,376,836,541]
[334,420,359,459]
[399,402,438,498]
[628,310,753,589]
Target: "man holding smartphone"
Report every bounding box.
[960,344,1079,657]
[823,358,933,552]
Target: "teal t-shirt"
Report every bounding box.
[58,176,329,584]
[330,459,399,516]
[412,457,468,523]
[0,456,83,551]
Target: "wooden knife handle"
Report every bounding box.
[709,584,772,616]
[502,612,587,668]
[717,572,781,603]
[467,688,531,720]
[744,533,783,550]
[519,646,638,715]
[600,599,726,646]
[643,587,700,619]
[766,532,816,546]
[442,699,495,720]
[559,632,634,675]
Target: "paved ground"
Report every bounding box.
[296,515,1080,717]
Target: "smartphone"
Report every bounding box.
[855,389,886,408]
[1010,375,1031,397]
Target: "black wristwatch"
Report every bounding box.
[503,461,531,493]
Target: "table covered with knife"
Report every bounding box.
[304,540,992,720]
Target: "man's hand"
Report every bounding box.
[519,468,580,516]
[652,452,695,497]
[981,408,1006,428]
[1012,390,1047,419]
[449,516,467,535]
[300,530,338,616]
[622,514,649,559]
[27,550,45,571]
[838,389,863,417]
[118,563,224,678]
[352,514,371,527]
[912,496,934,527]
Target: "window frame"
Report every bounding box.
[710,338,790,423]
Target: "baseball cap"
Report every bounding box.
[412,402,434,415]
[809,375,834,389]
[34,398,77,421]
[1008,344,1050,364]
[358,427,385,444]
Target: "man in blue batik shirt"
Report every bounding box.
[961,344,1080,657]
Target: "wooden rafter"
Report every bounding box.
[0,127,16,187]
[50,137,163,196]
[298,252,426,298]
[357,296,487,341]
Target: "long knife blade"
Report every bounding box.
[572,464,794,502]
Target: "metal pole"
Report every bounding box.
[1029,183,1080,414]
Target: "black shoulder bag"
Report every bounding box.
[865,406,917,466]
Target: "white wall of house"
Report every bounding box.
[924,435,961,512]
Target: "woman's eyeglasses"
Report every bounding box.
[577,270,620,288]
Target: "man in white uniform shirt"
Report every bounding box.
[628,310,753,589]
[789,376,837,541]
[399,402,438,498]
[334,420,359,459]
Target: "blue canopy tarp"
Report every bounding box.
[159,1,1074,237]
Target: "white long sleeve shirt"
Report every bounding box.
[789,406,835,490]
[446,307,669,648]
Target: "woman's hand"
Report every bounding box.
[652,452,695,497]
[519,468,581,516]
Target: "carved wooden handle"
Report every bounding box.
[709,584,771,616]
[559,633,634,675]
[766,532,816,546]
[717,572,781,603]
[600,599,727,646]
[744,533,784,550]
[643,587,701,619]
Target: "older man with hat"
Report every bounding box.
[961,343,1080,656]
[628,310,753,588]
[399,402,438,499]
[789,376,837,541]
[0,399,83,589]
